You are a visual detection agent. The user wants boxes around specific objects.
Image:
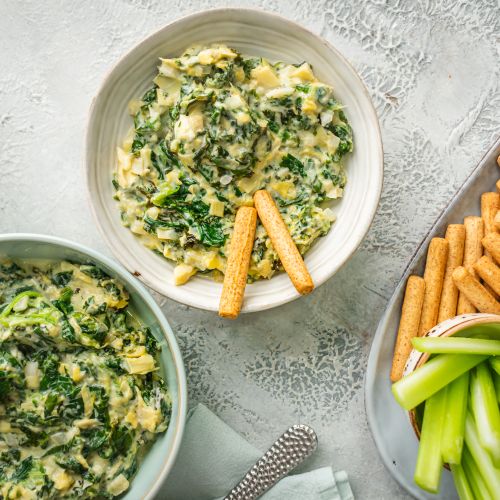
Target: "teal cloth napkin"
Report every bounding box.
[159,404,354,500]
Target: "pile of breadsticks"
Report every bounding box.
[219,190,314,319]
[391,156,500,382]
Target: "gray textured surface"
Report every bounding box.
[0,1,498,498]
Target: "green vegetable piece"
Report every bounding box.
[110,426,133,459]
[280,153,306,177]
[82,428,109,453]
[494,371,500,404]
[131,134,146,154]
[330,123,353,156]
[441,371,469,464]
[51,271,73,287]
[60,318,76,343]
[392,354,488,410]
[464,412,500,497]
[80,264,108,280]
[450,463,474,500]
[0,349,23,399]
[142,86,157,105]
[145,328,160,354]
[461,446,493,500]
[414,387,447,493]
[470,363,500,466]
[45,392,60,414]
[412,336,500,355]
[295,84,310,93]
[2,311,60,328]
[0,291,41,317]
[490,356,500,376]
[151,181,181,206]
[52,287,73,316]
[10,456,34,482]
[195,220,226,247]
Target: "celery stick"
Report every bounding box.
[461,446,493,500]
[464,413,500,497]
[494,371,500,404]
[450,463,474,500]
[470,363,500,466]
[490,356,500,376]
[441,371,469,464]
[392,354,487,410]
[414,387,447,493]
[412,336,500,355]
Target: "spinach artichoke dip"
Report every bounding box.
[114,44,353,285]
[0,260,170,498]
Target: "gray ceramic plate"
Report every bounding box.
[365,136,500,499]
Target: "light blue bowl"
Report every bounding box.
[0,233,187,499]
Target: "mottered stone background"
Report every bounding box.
[0,1,498,498]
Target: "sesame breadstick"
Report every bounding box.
[438,224,465,322]
[418,238,448,337]
[482,232,500,265]
[219,206,257,319]
[457,216,484,314]
[452,266,500,315]
[391,276,426,382]
[474,256,500,297]
[253,190,314,295]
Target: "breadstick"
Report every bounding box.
[438,224,465,322]
[481,192,500,237]
[482,232,500,265]
[391,276,426,382]
[452,266,500,315]
[418,238,448,337]
[457,216,484,314]
[254,190,314,294]
[495,211,500,231]
[480,192,500,296]
[219,206,257,319]
[474,256,500,296]
[496,179,500,194]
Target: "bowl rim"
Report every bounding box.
[85,7,384,312]
[0,232,187,499]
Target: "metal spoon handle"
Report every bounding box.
[224,424,318,500]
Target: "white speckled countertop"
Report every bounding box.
[0,1,498,498]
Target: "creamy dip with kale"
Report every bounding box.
[114,44,353,285]
[0,260,170,498]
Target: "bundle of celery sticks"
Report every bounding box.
[392,330,500,498]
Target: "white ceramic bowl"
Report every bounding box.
[86,8,383,313]
[0,234,187,499]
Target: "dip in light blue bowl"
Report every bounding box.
[0,233,187,499]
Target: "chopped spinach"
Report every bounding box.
[280,153,306,177]
[51,271,73,288]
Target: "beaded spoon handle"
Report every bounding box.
[224,424,318,500]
